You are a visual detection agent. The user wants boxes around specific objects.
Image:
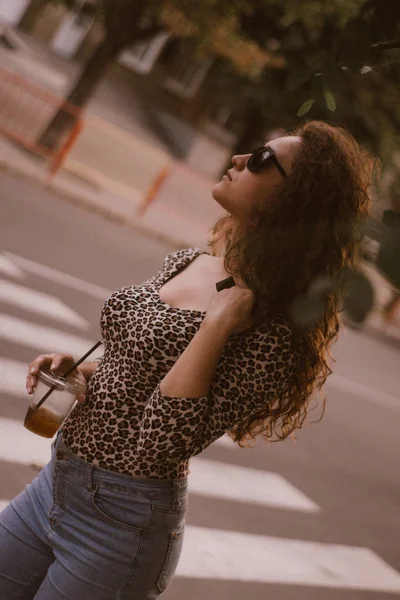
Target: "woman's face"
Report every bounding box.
[212,135,302,218]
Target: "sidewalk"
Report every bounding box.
[0,133,223,249]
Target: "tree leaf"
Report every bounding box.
[297,98,315,117]
[360,65,373,74]
[324,90,337,111]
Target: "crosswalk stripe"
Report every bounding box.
[0,314,96,357]
[328,374,400,412]
[212,434,237,448]
[190,457,319,512]
[0,417,317,512]
[0,279,89,329]
[177,526,400,592]
[0,358,28,398]
[0,254,24,280]
[5,252,112,301]
[0,417,53,466]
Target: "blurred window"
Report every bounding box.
[119,32,170,74]
[162,42,213,99]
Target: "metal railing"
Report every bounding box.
[0,63,84,176]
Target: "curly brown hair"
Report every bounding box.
[209,121,380,445]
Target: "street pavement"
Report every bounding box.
[1,172,400,599]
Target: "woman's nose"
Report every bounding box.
[231,154,249,170]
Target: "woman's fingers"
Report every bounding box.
[26,354,55,394]
[50,353,74,374]
[26,353,74,395]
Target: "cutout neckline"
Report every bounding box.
[157,249,209,315]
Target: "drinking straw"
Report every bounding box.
[216,276,236,292]
[33,341,102,411]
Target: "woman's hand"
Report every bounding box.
[204,280,256,334]
[26,353,87,403]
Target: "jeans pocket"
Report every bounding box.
[89,484,152,533]
[156,526,185,593]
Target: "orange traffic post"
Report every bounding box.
[48,118,85,180]
[138,165,172,216]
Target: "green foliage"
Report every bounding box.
[297,98,315,117]
[323,90,336,111]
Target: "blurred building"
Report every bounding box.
[0,0,239,177]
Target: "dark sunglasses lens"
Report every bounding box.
[248,148,272,172]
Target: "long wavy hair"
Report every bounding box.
[209,121,380,445]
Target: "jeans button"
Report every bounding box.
[56,449,65,460]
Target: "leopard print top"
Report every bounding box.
[62,248,297,479]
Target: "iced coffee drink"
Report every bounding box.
[24,368,86,438]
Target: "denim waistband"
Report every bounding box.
[53,434,188,506]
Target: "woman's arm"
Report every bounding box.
[160,283,254,398]
[160,319,231,398]
[137,315,295,463]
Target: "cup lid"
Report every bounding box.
[38,368,86,394]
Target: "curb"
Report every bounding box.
[1,160,192,251]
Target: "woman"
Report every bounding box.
[0,121,378,599]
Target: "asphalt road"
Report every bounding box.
[1,172,400,599]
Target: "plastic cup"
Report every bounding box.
[24,368,86,438]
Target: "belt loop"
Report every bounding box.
[173,480,181,510]
[86,463,94,493]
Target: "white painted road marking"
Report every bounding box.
[212,434,237,448]
[0,314,96,357]
[0,358,28,398]
[5,252,112,300]
[0,417,53,466]
[0,279,89,329]
[190,458,319,512]
[178,526,400,592]
[328,374,399,412]
[0,254,24,280]
[0,417,317,512]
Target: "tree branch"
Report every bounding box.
[372,39,400,51]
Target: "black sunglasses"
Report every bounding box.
[247,146,288,179]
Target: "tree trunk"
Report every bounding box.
[38,35,125,151]
[18,0,48,32]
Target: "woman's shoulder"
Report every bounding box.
[158,247,207,274]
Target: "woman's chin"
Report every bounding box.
[211,182,229,207]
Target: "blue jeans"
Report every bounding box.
[0,435,188,599]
